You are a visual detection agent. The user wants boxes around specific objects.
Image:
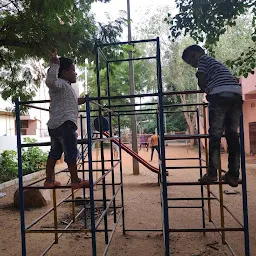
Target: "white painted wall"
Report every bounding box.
[0,114,15,136]
[0,136,51,154]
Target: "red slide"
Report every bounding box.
[103,132,168,175]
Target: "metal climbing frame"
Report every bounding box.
[15,97,124,255]
[95,37,250,254]
[157,100,250,254]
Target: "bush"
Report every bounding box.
[0,138,48,183]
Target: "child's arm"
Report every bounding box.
[78,98,86,105]
[196,72,206,91]
[45,49,63,90]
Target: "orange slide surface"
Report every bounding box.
[103,132,168,175]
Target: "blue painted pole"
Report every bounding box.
[240,112,250,256]
[85,95,97,256]
[156,37,170,256]
[80,115,87,228]
[196,108,206,231]
[15,98,27,256]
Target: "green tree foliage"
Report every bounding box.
[166,0,256,77]
[0,138,48,183]
[81,45,157,129]
[0,0,124,107]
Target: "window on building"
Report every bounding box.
[20,120,29,128]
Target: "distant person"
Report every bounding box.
[139,134,149,151]
[113,133,119,158]
[182,45,242,187]
[150,132,159,161]
[44,48,90,189]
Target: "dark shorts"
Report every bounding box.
[48,121,77,164]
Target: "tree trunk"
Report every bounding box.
[179,94,196,147]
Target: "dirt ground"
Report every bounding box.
[0,144,255,256]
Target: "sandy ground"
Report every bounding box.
[0,144,255,256]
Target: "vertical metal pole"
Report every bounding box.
[218,160,225,244]
[196,108,206,232]
[240,112,250,256]
[118,114,125,234]
[80,115,87,228]
[71,188,76,223]
[85,95,97,256]
[156,37,169,256]
[203,105,212,222]
[127,0,139,175]
[53,189,58,243]
[96,46,108,244]
[15,98,27,256]
[106,62,117,223]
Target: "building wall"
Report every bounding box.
[0,114,15,136]
[241,71,256,154]
[240,70,256,97]
[242,100,256,154]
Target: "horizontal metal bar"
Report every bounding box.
[168,206,203,209]
[166,166,207,169]
[19,99,51,105]
[167,197,217,201]
[96,38,157,47]
[163,90,203,96]
[119,112,156,116]
[23,185,86,189]
[165,110,197,113]
[165,158,199,160]
[108,102,157,108]
[23,104,49,112]
[125,229,163,232]
[90,92,158,101]
[163,102,207,107]
[169,228,244,232]
[20,137,120,148]
[117,108,156,113]
[164,134,208,140]
[166,181,242,186]
[26,229,90,233]
[61,169,112,173]
[83,159,120,163]
[64,198,110,203]
[108,56,156,63]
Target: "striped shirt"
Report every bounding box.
[196,55,242,95]
[46,63,78,129]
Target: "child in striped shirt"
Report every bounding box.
[182,45,242,187]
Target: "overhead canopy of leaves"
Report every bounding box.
[166,0,256,77]
[0,0,124,110]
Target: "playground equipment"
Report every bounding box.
[16,38,250,255]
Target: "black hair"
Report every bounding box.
[182,45,205,61]
[58,57,74,78]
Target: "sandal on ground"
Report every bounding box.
[71,179,90,189]
[221,173,239,187]
[198,174,217,185]
[44,180,61,188]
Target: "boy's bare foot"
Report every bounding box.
[71,178,90,189]
[44,180,61,188]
